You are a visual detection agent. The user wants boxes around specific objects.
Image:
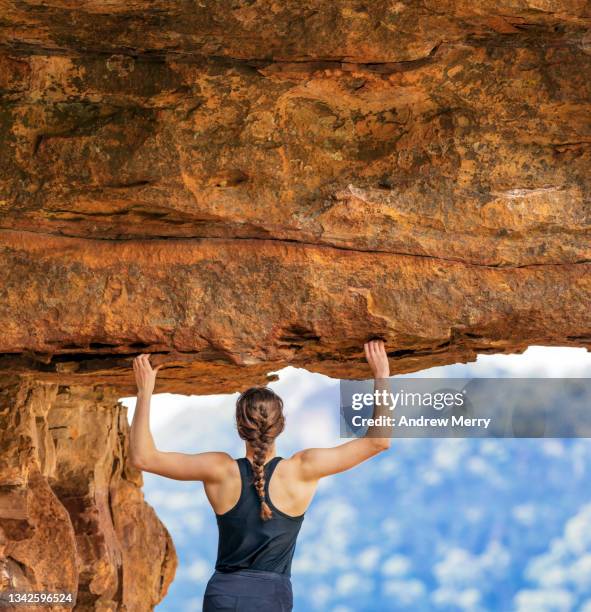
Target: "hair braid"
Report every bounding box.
[235,387,285,521]
[251,404,273,520]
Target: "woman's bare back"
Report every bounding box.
[203,454,319,517]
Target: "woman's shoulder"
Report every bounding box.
[272,453,305,480]
[206,452,241,479]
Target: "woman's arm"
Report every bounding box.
[128,354,233,482]
[290,339,393,481]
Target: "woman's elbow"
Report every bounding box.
[129,453,148,470]
[371,438,392,452]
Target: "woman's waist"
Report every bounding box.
[206,568,293,598]
[213,568,292,582]
[205,569,293,609]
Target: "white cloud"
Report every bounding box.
[432,586,483,611]
[434,541,510,588]
[564,505,591,556]
[465,456,506,488]
[334,572,373,597]
[308,584,332,609]
[570,555,591,592]
[464,506,484,524]
[423,346,591,379]
[381,555,411,577]
[433,439,469,471]
[379,517,402,545]
[183,596,203,612]
[147,489,203,511]
[514,589,574,612]
[357,546,381,572]
[382,579,426,605]
[523,504,591,609]
[434,548,481,585]
[513,504,537,527]
[543,440,566,457]
[177,557,211,583]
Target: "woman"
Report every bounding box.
[130,340,392,611]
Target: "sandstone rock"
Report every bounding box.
[1,42,591,267]
[0,1,589,63]
[0,377,177,610]
[0,4,590,397]
[0,3,590,608]
[0,230,590,396]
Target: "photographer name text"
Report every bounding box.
[351,415,491,429]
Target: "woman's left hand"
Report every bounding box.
[133,353,162,396]
[364,339,390,379]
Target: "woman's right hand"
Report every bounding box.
[364,339,390,378]
[133,353,162,396]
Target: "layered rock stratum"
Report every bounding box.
[0,1,590,609]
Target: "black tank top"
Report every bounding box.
[214,457,305,576]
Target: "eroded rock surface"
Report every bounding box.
[0,376,176,610]
[0,2,590,608]
[0,231,590,396]
[1,2,590,396]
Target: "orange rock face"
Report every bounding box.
[0,377,176,610]
[1,3,590,397]
[0,2,590,608]
[1,230,590,397]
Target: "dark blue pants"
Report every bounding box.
[203,569,293,612]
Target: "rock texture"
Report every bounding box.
[1,230,590,396]
[0,3,590,396]
[0,3,591,607]
[1,4,591,391]
[0,375,176,610]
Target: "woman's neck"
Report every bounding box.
[245,443,277,464]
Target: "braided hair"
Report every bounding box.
[235,387,285,520]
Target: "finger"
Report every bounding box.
[364,342,370,362]
[154,364,163,372]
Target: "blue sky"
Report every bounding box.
[122,347,591,612]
